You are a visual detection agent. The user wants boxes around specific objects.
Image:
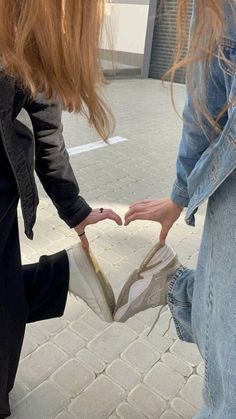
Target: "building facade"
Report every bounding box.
[102,0,192,82]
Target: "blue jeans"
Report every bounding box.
[168,169,236,419]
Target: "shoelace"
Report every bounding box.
[147,305,172,336]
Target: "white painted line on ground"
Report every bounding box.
[67,136,128,156]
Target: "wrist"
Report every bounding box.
[171,200,184,211]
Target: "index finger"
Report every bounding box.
[105,210,122,225]
[125,204,146,219]
[129,200,153,209]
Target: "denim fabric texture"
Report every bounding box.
[169,171,236,418]
[169,1,236,417]
[171,1,236,227]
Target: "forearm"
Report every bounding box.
[25,94,92,226]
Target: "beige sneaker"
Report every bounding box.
[67,243,115,322]
[114,243,181,323]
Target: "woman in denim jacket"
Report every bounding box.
[115,1,236,417]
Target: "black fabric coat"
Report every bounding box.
[0,74,92,239]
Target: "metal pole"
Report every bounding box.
[141,0,158,78]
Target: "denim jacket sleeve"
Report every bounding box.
[24,94,92,228]
[170,1,210,208]
[170,87,210,208]
[170,0,230,209]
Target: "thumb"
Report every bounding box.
[80,233,89,250]
[159,224,170,246]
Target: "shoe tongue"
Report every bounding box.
[145,245,174,269]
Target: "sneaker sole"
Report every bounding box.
[72,245,115,322]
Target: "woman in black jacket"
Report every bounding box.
[0,2,121,417]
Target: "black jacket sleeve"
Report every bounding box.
[24,94,92,227]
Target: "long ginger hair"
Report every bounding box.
[167,0,234,138]
[0,0,113,140]
[171,0,224,73]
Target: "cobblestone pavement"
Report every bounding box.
[11,79,206,419]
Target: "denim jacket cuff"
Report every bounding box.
[171,181,189,208]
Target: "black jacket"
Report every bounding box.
[0,74,92,239]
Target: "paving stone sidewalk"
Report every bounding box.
[11,79,206,419]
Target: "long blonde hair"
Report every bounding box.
[172,0,224,72]
[0,0,113,140]
[167,0,230,138]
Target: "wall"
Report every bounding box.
[102,1,150,58]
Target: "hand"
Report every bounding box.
[124,198,183,245]
[74,208,122,249]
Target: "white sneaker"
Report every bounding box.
[114,242,181,323]
[67,243,115,322]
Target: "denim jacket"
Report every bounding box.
[171,1,236,226]
[0,75,91,239]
